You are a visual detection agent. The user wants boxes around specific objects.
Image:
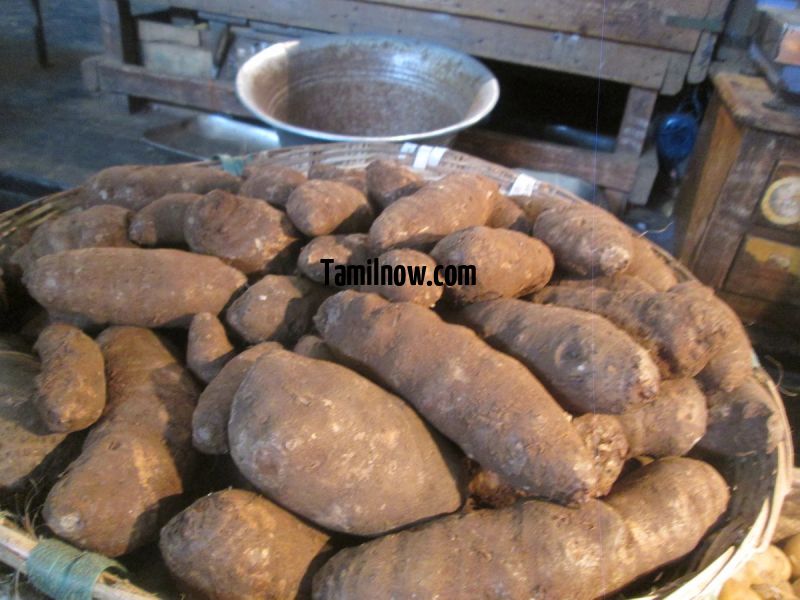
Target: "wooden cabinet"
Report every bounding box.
[83,0,729,205]
[676,72,800,329]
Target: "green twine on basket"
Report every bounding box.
[26,538,127,600]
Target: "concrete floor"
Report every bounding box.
[0,0,180,195]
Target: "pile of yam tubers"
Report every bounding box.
[0,155,784,599]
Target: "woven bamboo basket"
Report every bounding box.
[0,143,793,600]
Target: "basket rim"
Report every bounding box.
[0,141,793,600]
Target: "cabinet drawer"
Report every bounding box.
[724,235,800,306]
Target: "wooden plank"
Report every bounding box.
[724,235,800,306]
[675,98,743,264]
[85,56,249,117]
[168,0,678,88]
[661,51,692,95]
[354,0,710,53]
[617,87,657,155]
[453,129,639,192]
[688,128,781,288]
[97,0,138,63]
[719,290,800,331]
[714,72,800,137]
[688,0,732,84]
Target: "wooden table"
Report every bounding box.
[676,72,800,330]
[83,0,730,205]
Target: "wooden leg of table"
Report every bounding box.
[97,0,144,111]
[617,87,658,156]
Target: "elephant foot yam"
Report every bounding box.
[34,323,105,432]
[128,193,201,247]
[184,190,301,275]
[430,226,553,303]
[160,489,330,600]
[287,180,374,237]
[12,205,134,273]
[192,342,282,455]
[229,349,465,535]
[368,173,499,253]
[24,248,246,328]
[298,234,368,284]
[618,378,707,457]
[365,159,423,209]
[360,248,442,307]
[83,164,240,211]
[226,275,328,345]
[239,165,307,207]
[315,291,598,504]
[534,205,634,276]
[186,313,235,384]
[460,299,660,414]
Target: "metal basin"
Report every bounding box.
[235,35,499,146]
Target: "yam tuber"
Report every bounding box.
[315,290,598,504]
[368,174,498,253]
[297,234,368,284]
[286,180,374,237]
[313,458,729,600]
[459,299,659,414]
[360,248,442,306]
[229,349,466,535]
[364,159,423,208]
[186,312,235,384]
[128,192,201,247]
[239,165,306,207]
[24,248,246,328]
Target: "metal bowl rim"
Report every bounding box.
[235,34,500,143]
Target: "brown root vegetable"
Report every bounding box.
[293,335,334,361]
[533,205,634,276]
[128,192,202,247]
[83,164,240,211]
[313,457,729,600]
[24,248,246,328]
[33,324,105,432]
[365,159,423,208]
[617,378,708,457]
[226,275,328,345]
[88,326,199,471]
[534,285,729,378]
[297,234,368,284]
[186,313,235,384]
[459,299,659,414]
[286,180,374,237]
[626,235,679,291]
[430,226,554,303]
[573,413,629,496]
[368,174,498,253]
[699,377,783,456]
[11,205,134,273]
[315,291,598,504]
[160,489,330,600]
[467,467,525,509]
[699,325,754,393]
[555,273,657,293]
[184,190,301,275]
[192,342,282,455]
[510,190,572,223]
[44,326,199,556]
[239,165,307,207]
[488,194,532,233]
[0,348,76,496]
[230,349,466,535]
[360,248,442,307]
[308,164,368,195]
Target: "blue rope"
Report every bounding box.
[27,539,126,600]
[214,154,251,177]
